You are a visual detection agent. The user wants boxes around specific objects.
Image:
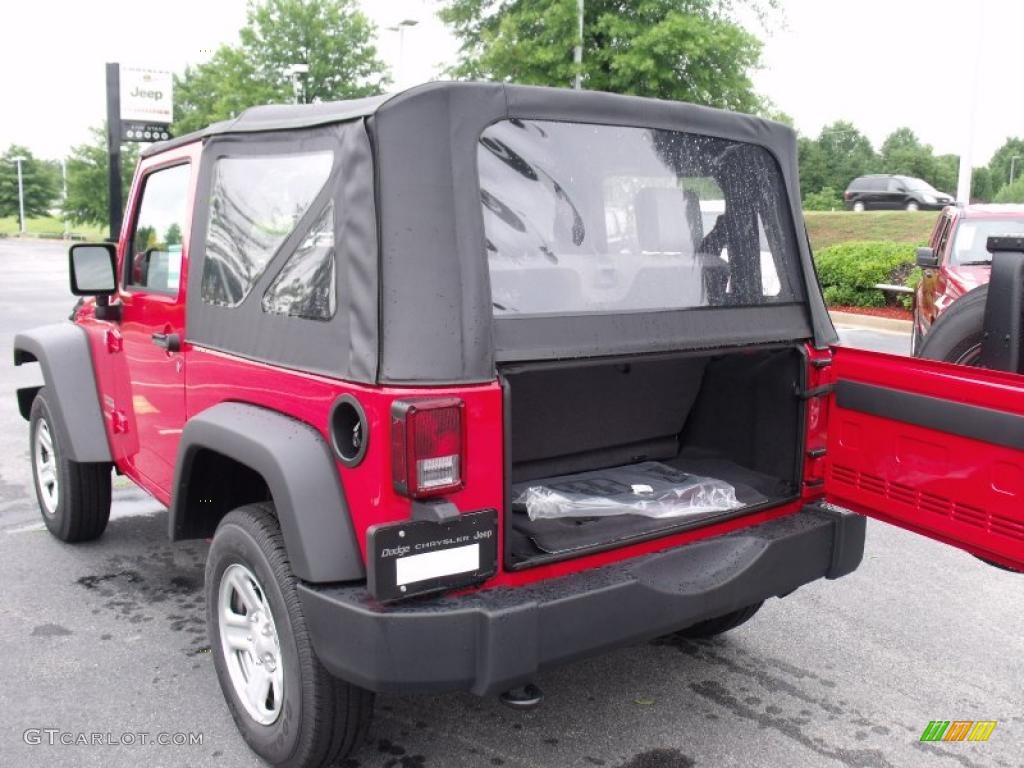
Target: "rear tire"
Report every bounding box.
[29,389,111,542]
[906,201,920,211]
[916,285,987,364]
[206,504,374,767]
[852,201,866,212]
[671,602,763,639]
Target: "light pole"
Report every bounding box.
[574,0,584,89]
[285,63,309,104]
[386,19,418,88]
[1011,155,1021,186]
[10,155,26,235]
[61,159,69,239]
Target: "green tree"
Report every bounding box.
[814,121,877,194]
[971,166,993,202]
[439,0,775,112]
[988,137,1024,191]
[173,46,278,136]
[173,0,388,135]
[994,177,1024,204]
[879,127,936,183]
[63,127,139,228]
[164,222,183,245]
[0,145,59,219]
[930,154,958,196]
[797,135,827,200]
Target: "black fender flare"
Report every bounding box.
[13,323,112,463]
[170,402,365,583]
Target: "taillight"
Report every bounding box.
[391,398,465,498]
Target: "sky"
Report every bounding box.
[0,0,1021,170]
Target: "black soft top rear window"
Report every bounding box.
[478,119,803,317]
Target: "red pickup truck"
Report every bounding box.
[914,204,1024,355]
[14,83,1024,768]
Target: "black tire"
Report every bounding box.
[29,389,111,542]
[206,504,373,767]
[915,284,988,364]
[915,286,1022,573]
[671,601,763,639]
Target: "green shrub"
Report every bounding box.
[813,241,919,308]
[993,177,1024,203]
[803,186,843,211]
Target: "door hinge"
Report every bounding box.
[795,383,834,400]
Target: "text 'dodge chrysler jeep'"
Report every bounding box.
[14,83,1024,767]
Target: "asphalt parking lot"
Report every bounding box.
[0,238,1020,768]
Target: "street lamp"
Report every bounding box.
[10,155,26,235]
[285,63,309,104]
[1011,155,1021,186]
[386,19,419,88]
[574,0,584,90]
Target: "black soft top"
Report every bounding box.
[141,94,391,157]
[168,81,835,385]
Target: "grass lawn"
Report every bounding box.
[0,216,106,240]
[805,210,938,251]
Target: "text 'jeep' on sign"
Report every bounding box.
[13,82,1024,767]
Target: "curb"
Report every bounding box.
[829,310,912,334]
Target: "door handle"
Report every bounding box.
[151,332,181,352]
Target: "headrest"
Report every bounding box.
[634,188,704,253]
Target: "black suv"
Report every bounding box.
[844,174,953,211]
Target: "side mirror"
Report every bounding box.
[69,243,117,296]
[916,246,939,268]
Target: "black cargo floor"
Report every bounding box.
[506,451,795,566]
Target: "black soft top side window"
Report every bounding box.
[201,151,333,307]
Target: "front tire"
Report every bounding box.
[206,504,373,767]
[29,389,111,542]
[906,201,920,211]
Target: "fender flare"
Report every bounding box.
[171,402,365,583]
[13,323,112,463]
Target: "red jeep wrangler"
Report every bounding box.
[14,83,1024,768]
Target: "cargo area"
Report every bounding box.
[502,346,806,568]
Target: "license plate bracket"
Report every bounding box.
[367,509,498,602]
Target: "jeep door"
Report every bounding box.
[825,346,1024,570]
[117,151,196,496]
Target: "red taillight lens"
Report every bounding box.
[391,398,465,498]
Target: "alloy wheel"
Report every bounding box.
[218,563,284,725]
[34,419,59,516]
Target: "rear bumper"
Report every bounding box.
[298,503,865,696]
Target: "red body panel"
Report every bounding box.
[827,346,1024,570]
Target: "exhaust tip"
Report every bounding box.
[499,683,544,710]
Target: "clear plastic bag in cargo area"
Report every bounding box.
[513,461,742,521]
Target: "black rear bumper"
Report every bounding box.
[298,503,864,696]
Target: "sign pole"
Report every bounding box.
[105,62,123,243]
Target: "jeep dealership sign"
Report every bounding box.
[119,66,173,124]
